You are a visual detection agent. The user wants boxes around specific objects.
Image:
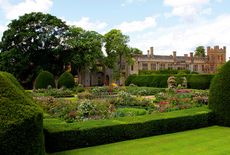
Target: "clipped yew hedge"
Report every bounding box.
[34,71,55,89]
[57,71,75,88]
[0,72,45,155]
[44,107,214,153]
[125,74,214,89]
[209,61,230,126]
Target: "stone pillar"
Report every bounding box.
[173,51,176,62]
[190,52,194,63]
[150,47,154,57]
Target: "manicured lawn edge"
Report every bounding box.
[44,106,215,153]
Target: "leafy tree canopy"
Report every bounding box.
[195,46,205,57]
[66,26,104,81]
[0,12,69,88]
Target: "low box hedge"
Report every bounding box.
[44,106,214,153]
[125,74,214,89]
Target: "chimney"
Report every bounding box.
[147,50,150,57]
[150,47,154,57]
[190,52,194,63]
[173,51,176,62]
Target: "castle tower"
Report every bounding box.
[207,46,226,73]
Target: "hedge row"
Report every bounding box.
[0,72,45,155]
[125,74,214,89]
[34,71,75,89]
[44,107,214,153]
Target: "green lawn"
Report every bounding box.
[49,126,230,155]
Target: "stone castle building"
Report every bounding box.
[127,46,226,76]
[79,46,226,86]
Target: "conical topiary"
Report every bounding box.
[0,72,45,154]
[34,71,55,89]
[209,61,230,126]
[57,71,75,88]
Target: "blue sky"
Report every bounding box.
[0,0,230,58]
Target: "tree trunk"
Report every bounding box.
[119,54,122,86]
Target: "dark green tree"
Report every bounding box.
[195,46,205,57]
[0,12,69,88]
[209,61,230,126]
[66,26,104,84]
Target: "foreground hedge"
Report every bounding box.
[44,107,214,153]
[0,72,45,155]
[125,74,214,89]
[209,61,230,126]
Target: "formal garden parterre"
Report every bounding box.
[1,12,230,155]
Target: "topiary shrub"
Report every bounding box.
[209,62,230,126]
[0,72,45,155]
[34,71,55,89]
[57,71,75,88]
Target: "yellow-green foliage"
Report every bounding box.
[0,72,45,155]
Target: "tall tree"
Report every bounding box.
[67,26,104,84]
[195,46,205,57]
[104,29,132,84]
[0,12,69,88]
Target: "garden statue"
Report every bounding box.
[181,77,187,88]
[167,76,176,89]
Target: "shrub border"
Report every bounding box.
[44,107,215,153]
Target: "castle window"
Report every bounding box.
[168,64,173,70]
[186,64,189,69]
[194,65,198,71]
[210,65,214,71]
[142,63,148,70]
[160,64,165,70]
[131,65,134,71]
[151,63,156,70]
[202,65,205,71]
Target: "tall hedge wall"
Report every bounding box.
[209,61,230,126]
[125,74,214,89]
[0,72,45,155]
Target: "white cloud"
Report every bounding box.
[129,14,230,58]
[116,16,157,33]
[0,0,53,20]
[164,0,210,19]
[66,17,108,32]
[0,24,7,38]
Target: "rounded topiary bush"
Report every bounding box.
[57,71,75,88]
[0,72,45,155]
[209,61,230,126]
[34,71,55,89]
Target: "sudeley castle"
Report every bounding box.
[79,46,226,86]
